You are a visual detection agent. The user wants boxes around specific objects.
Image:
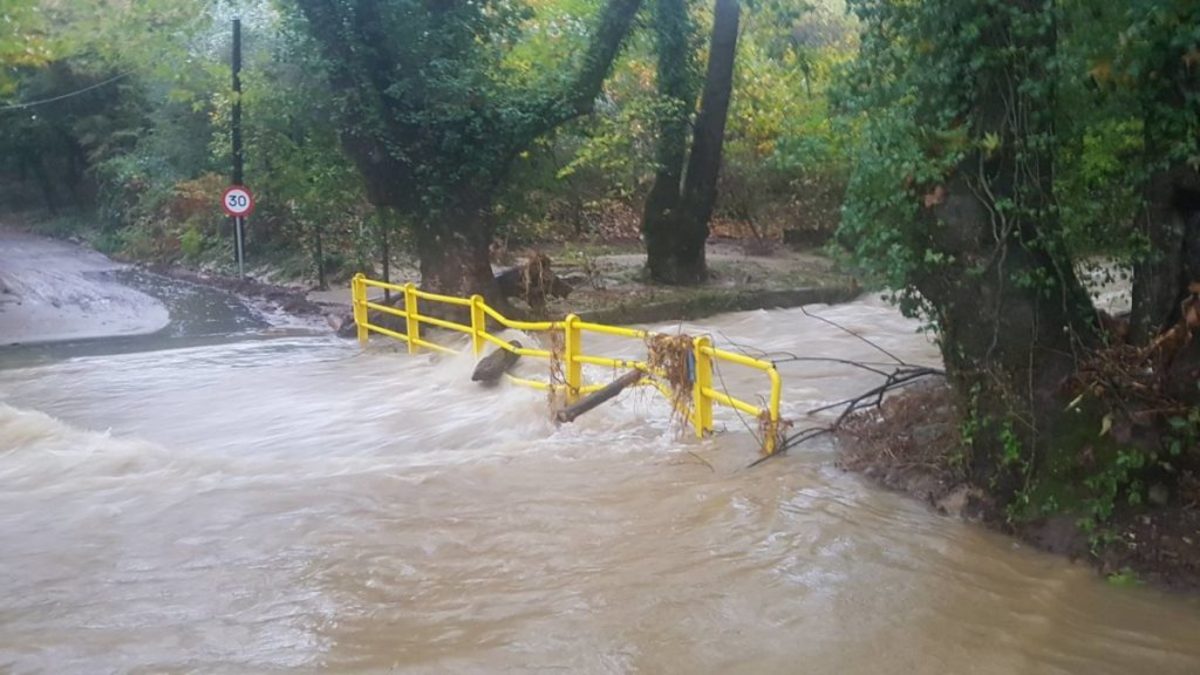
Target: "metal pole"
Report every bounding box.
[236,217,245,277]
[232,17,243,186]
[381,222,390,302]
[231,17,245,272]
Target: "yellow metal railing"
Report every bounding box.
[351,273,783,453]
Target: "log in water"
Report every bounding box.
[555,369,642,423]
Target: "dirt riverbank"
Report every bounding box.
[305,240,861,324]
[837,381,1200,592]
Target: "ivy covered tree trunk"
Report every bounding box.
[1130,166,1200,343]
[643,0,698,283]
[936,3,1099,498]
[843,0,1099,502]
[923,173,1097,496]
[643,0,739,285]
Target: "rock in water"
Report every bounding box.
[472,340,522,383]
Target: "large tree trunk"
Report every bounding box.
[914,0,1096,497]
[924,174,1096,493]
[414,198,506,309]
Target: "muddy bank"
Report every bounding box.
[312,241,862,327]
[837,382,1200,591]
[542,240,860,322]
[142,264,329,318]
[579,285,861,324]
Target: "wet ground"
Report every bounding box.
[0,228,170,345]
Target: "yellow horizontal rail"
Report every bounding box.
[364,301,408,320]
[351,273,783,454]
[360,278,407,294]
[416,313,473,335]
[482,302,560,332]
[363,321,409,344]
[576,355,646,370]
[411,287,473,307]
[703,387,763,417]
[576,321,647,339]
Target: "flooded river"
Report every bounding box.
[2,272,1200,672]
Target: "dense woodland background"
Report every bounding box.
[0,0,854,285]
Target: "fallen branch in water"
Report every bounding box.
[800,305,908,365]
[811,366,945,427]
[746,308,945,467]
[749,366,943,468]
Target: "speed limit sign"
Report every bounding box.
[221,185,255,218]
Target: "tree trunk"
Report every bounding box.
[677,0,740,284]
[415,199,506,309]
[643,0,696,284]
[313,220,326,291]
[643,0,739,285]
[913,1,1096,497]
[643,184,685,282]
[1130,166,1200,343]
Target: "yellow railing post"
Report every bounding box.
[563,314,583,403]
[764,367,782,455]
[352,273,368,345]
[404,282,420,354]
[469,295,486,356]
[692,336,714,437]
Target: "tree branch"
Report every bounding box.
[517,0,644,143]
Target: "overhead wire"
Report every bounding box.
[1,4,230,114]
[0,72,133,112]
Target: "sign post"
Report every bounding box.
[230,17,247,277]
[221,185,255,277]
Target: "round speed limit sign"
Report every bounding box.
[221,185,256,218]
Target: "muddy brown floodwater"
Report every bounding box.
[2,297,1200,674]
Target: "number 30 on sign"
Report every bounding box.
[221,185,255,218]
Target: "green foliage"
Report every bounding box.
[1113,0,1200,168]
[721,2,854,235]
[0,0,50,96]
[836,0,1065,308]
[1106,568,1141,587]
[1081,448,1147,526]
[286,0,642,236]
[179,226,206,260]
[502,0,858,243]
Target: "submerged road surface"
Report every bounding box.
[1,234,1199,674]
[0,228,169,345]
